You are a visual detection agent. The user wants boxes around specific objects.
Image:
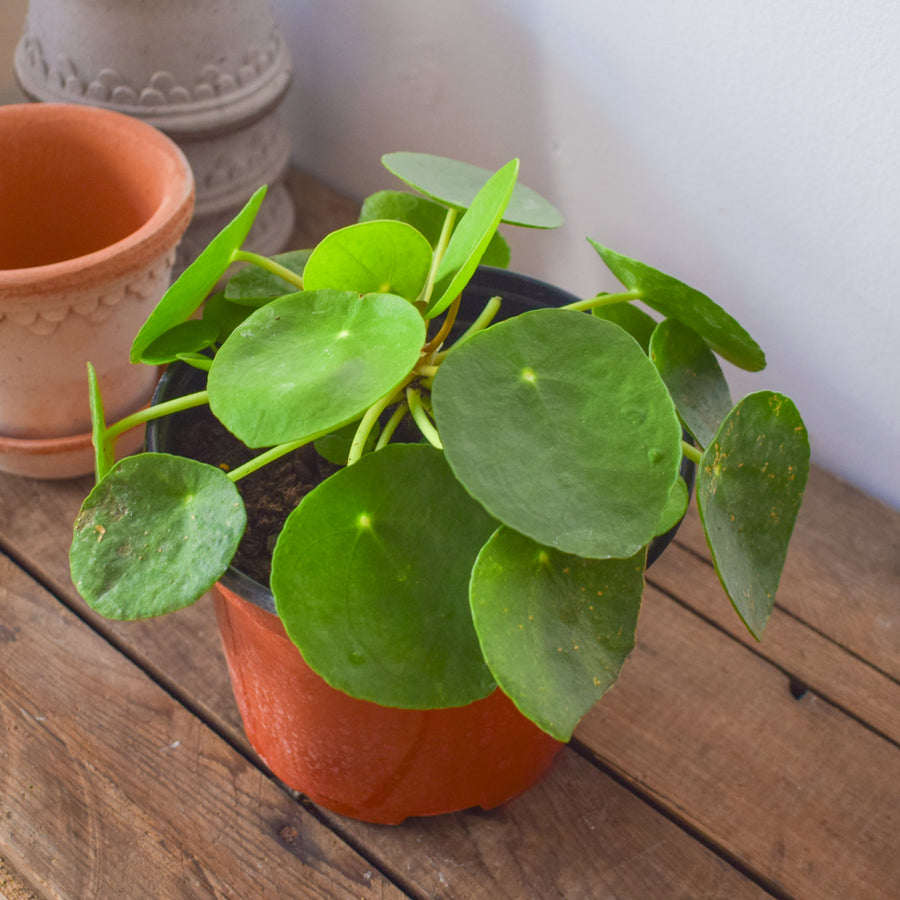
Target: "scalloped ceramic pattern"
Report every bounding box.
[0,253,173,336]
[18,33,285,109]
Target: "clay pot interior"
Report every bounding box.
[0,110,175,269]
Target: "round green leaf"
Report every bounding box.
[70,453,247,620]
[426,159,519,317]
[697,391,810,638]
[303,220,433,302]
[359,190,511,267]
[589,240,766,372]
[470,527,644,740]
[140,318,220,365]
[382,152,564,229]
[271,443,498,708]
[131,186,266,363]
[433,308,683,559]
[208,289,426,447]
[650,317,733,449]
[202,290,253,341]
[225,249,311,306]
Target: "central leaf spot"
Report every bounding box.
[357,513,373,530]
[521,367,537,384]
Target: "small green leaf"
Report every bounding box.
[471,527,644,740]
[650,317,733,449]
[433,308,683,559]
[592,300,658,353]
[86,362,114,482]
[140,318,220,365]
[175,353,213,372]
[303,220,433,302]
[70,453,247,620]
[225,249,311,306]
[426,159,519,317]
[272,444,498,708]
[382,152,564,228]
[589,240,766,372]
[202,290,252,341]
[132,186,267,363]
[697,391,810,638]
[359,190,511,267]
[208,290,426,447]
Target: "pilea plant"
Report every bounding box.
[69,152,810,741]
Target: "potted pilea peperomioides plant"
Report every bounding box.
[69,152,810,824]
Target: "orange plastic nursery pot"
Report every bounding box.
[212,577,565,824]
[0,102,194,478]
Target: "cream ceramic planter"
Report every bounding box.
[14,0,295,265]
[0,103,194,479]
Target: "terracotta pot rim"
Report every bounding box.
[0,427,94,456]
[0,103,194,296]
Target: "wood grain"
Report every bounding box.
[575,578,900,899]
[0,473,766,900]
[0,553,404,900]
[674,465,900,681]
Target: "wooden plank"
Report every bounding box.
[320,746,769,900]
[0,476,768,899]
[649,542,900,744]
[575,580,900,900]
[0,553,406,900]
[674,465,900,680]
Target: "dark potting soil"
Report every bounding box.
[169,405,339,586]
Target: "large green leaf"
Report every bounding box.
[589,240,766,372]
[359,190,511,268]
[202,290,253,341]
[224,249,312,306]
[303,220,433,302]
[471,528,645,740]
[382,152,564,228]
[649,317,733,449]
[272,443,498,708]
[208,289,426,447]
[70,453,246,620]
[432,308,683,559]
[697,391,810,638]
[131,186,266,363]
[426,159,519,317]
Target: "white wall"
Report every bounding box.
[2,1,897,509]
[272,0,900,511]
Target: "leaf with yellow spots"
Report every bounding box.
[697,391,810,638]
[470,526,645,741]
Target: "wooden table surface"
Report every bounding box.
[1,172,898,900]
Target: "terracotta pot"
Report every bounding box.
[0,102,193,478]
[213,579,564,825]
[14,0,295,267]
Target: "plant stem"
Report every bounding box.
[682,440,703,465]
[419,207,457,309]
[562,289,643,312]
[422,294,460,354]
[434,295,501,361]
[347,393,396,466]
[104,391,210,442]
[375,402,409,451]
[233,249,304,290]
[227,436,315,482]
[407,387,443,449]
